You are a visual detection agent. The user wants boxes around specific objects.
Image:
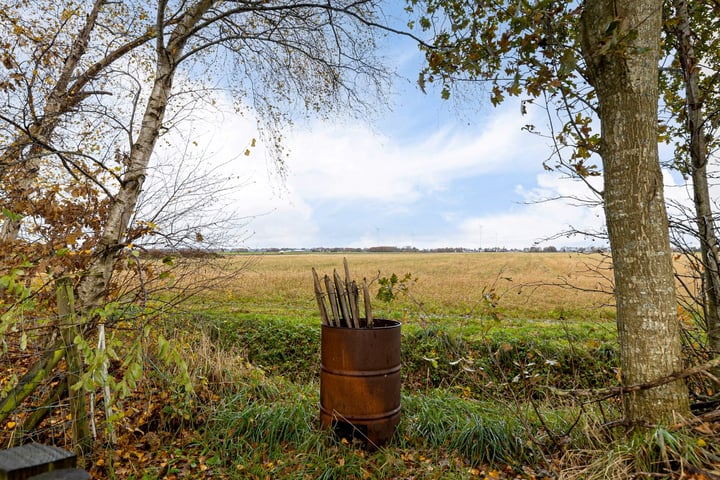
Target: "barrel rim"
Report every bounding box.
[321,318,401,330]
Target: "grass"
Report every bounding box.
[193,378,544,479]
[39,251,717,478]
[188,252,618,323]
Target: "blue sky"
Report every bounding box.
[151,13,690,251]
[174,90,614,250]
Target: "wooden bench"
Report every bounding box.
[0,444,88,480]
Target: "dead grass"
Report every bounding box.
[203,252,617,321]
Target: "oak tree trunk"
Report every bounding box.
[580,0,690,423]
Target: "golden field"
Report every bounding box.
[207,252,621,322]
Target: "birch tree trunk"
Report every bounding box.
[77,0,215,311]
[580,0,690,423]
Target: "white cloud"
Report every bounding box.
[150,89,701,250]
[449,169,699,251]
[447,173,605,249]
[286,102,550,206]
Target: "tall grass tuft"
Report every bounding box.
[450,411,525,465]
[401,390,533,466]
[557,425,712,479]
[204,376,317,459]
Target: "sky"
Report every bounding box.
[153,12,692,251]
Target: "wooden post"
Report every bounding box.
[56,278,91,456]
[324,275,342,326]
[333,270,354,328]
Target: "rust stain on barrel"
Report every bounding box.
[320,319,401,447]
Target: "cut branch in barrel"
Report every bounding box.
[363,278,374,328]
[313,258,374,328]
[343,258,361,327]
[334,270,354,328]
[349,280,361,327]
[312,268,330,326]
[324,274,342,327]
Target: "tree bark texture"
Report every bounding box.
[580,0,690,423]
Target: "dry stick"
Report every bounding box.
[350,280,361,327]
[334,270,354,328]
[362,278,374,328]
[312,268,331,326]
[343,257,352,287]
[324,275,341,326]
[343,258,359,327]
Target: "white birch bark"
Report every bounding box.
[77,0,215,311]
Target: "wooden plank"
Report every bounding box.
[0,444,76,480]
[29,469,89,480]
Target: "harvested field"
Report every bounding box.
[203,252,617,322]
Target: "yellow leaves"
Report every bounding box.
[60,8,77,22]
[243,138,258,156]
[491,85,504,106]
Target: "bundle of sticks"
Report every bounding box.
[311,258,374,328]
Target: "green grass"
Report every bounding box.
[112,252,717,479]
[195,309,618,393]
[195,380,540,479]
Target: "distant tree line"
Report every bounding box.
[209,245,610,254]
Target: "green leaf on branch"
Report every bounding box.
[1,207,22,222]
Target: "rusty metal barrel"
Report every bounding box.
[320,319,401,447]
